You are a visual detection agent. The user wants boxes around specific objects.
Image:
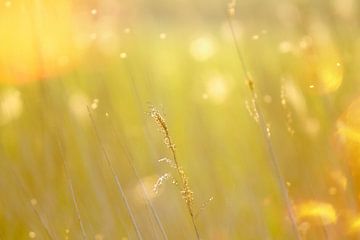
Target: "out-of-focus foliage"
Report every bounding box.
[1,0,360,239]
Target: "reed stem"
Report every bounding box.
[87,107,143,240]
[227,15,301,240]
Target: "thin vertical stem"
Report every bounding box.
[57,135,88,240]
[87,107,143,240]
[170,144,200,240]
[169,137,200,240]
[150,108,200,239]
[227,15,301,240]
[113,123,168,240]
[121,59,169,239]
[12,169,56,240]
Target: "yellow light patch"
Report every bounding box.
[317,60,343,94]
[349,217,360,233]
[190,37,215,61]
[294,201,337,225]
[0,0,80,84]
[205,74,230,104]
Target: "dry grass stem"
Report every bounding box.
[227,5,301,239]
[87,107,143,240]
[149,106,200,240]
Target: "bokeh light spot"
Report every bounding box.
[190,37,215,61]
[294,201,337,225]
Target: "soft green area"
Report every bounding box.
[1,0,360,239]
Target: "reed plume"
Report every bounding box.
[149,106,200,239]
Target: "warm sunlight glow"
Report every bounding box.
[0,88,23,125]
[295,201,337,225]
[0,0,79,84]
[0,0,358,238]
[336,96,360,176]
[68,92,90,122]
[317,61,343,94]
[349,216,360,233]
[306,38,343,94]
[205,74,229,104]
[190,37,215,61]
[337,97,360,144]
[329,170,347,190]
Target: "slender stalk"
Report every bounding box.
[12,169,56,240]
[87,107,143,240]
[227,15,301,240]
[169,141,200,240]
[56,135,88,240]
[29,204,56,240]
[120,58,168,239]
[150,108,200,240]
[113,123,168,240]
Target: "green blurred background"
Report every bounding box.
[1,0,360,239]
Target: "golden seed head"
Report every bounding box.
[149,106,175,149]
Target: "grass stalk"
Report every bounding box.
[87,107,143,240]
[56,134,88,240]
[227,13,301,240]
[149,107,200,240]
[119,57,169,239]
[113,122,169,240]
[12,170,56,240]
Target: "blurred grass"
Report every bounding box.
[1,0,360,239]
